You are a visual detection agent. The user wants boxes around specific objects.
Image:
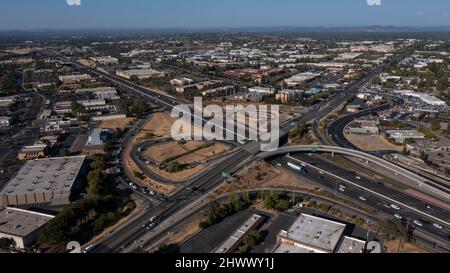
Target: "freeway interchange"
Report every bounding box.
[46,50,450,253]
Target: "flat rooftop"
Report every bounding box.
[274,242,314,253]
[278,214,346,253]
[336,236,367,253]
[0,207,54,237]
[1,156,86,197]
[19,145,47,153]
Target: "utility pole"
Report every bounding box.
[291,180,296,206]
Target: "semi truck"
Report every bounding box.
[287,162,309,174]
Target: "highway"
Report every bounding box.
[93,148,253,252]
[44,49,449,252]
[272,154,450,247]
[258,145,450,201]
[325,99,450,194]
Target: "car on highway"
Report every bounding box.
[390,204,401,210]
[413,220,423,227]
[358,196,367,202]
[433,223,443,230]
[338,184,346,192]
[149,216,159,223]
[145,160,151,164]
[146,222,157,230]
[355,176,361,180]
[394,213,403,220]
[83,244,96,253]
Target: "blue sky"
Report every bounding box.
[0,0,449,30]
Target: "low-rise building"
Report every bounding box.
[348,119,380,134]
[276,89,304,103]
[284,72,322,87]
[87,128,112,147]
[58,74,92,85]
[202,86,235,97]
[336,236,367,253]
[0,207,54,249]
[17,145,48,160]
[116,69,165,80]
[53,101,72,115]
[274,214,368,254]
[170,78,194,86]
[214,214,263,253]
[391,90,446,107]
[335,53,363,61]
[386,130,425,143]
[248,87,275,95]
[76,87,120,100]
[347,104,363,113]
[77,99,113,111]
[90,56,119,66]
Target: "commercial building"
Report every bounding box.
[248,87,275,95]
[53,101,72,114]
[386,130,425,143]
[347,103,363,113]
[76,87,120,100]
[58,74,92,85]
[214,214,263,253]
[391,90,446,107]
[87,128,112,146]
[170,78,194,87]
[289,54,329,60]
[17,145,48,160]
[77,99,113,111]
[0,95,17,106]
[274,214,347,253]
[284,72,321,87]
[335,53,363,61]
[276,89,304,103]
[202,86,235,97]
[0,156,86,206]
[0,207,54,249]
[116,69,165,80]
[90,56,119,66]
[336,236,367,253]
[305,88,322,96]
[348,119,380,134]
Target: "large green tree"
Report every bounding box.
[87,169,109,196]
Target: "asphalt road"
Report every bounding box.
[93,148,253,252]
[327,103,392,152]
[46,49,441,253]
[89,68,389,252]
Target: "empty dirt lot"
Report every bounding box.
[345,133,403,152]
